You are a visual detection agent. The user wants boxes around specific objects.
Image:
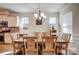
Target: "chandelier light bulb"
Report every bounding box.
[34,14,38,17]
[41,13,44,17]
[43,15,46,18]
[34,4,46,20]
[39,17,41,20]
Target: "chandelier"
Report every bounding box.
[34,4,46,20]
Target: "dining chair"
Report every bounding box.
[33,32,40,37]
[23,37,38,55]
[10,33,24,55]
[62,33,71,54]
[56,33,71,55]
[41,32,50,37]
[17,34,28,39]
[42,36,57,55]
[62,33,71,41]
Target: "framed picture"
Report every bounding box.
[36,19,42,25]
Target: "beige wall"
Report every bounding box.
[8,16,17,27]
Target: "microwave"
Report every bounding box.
[0,21,8,27]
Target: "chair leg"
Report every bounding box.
[54,51,56,55]
[21,47,25,55]
[13,46,15,55]
[66,49,67,55]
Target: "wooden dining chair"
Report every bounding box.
[18,34,28,37]
[10,33,24,55]
[33,32,40,37]
[62,33,71,42]
[62,33,71,54]
[42,36,57,55]
[56,33,71,55]
[41,32,50,37]
[23,37,38,55]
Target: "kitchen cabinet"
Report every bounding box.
[8,16,17,27]
[4,33,12,43]
[0,33,4,42]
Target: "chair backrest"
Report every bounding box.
[62,33,71,42]
[41,32,50,37]
[17,34,28,39]
[10,33,15,44]
[33,32,40,37]
[42,36,57,50]
[10,32,18,40]
[23,37,38,51]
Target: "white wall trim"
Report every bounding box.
[71,47,79,55]
[70,34,79,54]
[60,3,71,12]
[73,34,79,39]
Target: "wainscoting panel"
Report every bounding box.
[71,34,79,54]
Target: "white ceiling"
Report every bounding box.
[0,3,68,13]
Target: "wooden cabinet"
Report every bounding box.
[8,16,17,27]
[4,33,12,43]
[0,33,4,42]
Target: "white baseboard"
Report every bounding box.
[71,47,79,54]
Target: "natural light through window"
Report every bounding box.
[49,17,56,25]
[17,16,29,27]
[17,16,19,27]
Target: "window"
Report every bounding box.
[62,11,72,42]
[20,17,29,27]
[17,16,19,27]
[62,12,72,33]
[49,17,56,25]
[17,16,29,27]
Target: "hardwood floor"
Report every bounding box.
[0,43,13,55]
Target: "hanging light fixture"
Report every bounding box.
[34,3,46,20]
